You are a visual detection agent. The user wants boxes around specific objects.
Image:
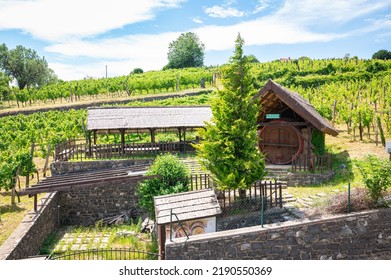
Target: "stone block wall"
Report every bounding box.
[51,158,153,175]
[58,178,142,226]
[0,192,60,260]
[165,208,391,260]
[287,171,334,186]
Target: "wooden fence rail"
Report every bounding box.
[291,154,333,173]
[54,140,195,161]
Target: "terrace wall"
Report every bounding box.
[0,192,60,260]
[58,178,142,226]
[50,158,153,175]
[165,208,391,260]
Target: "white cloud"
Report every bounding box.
[37,0,391,80]
[0,0,186,42]
[192,17,203,24]
[253,0,273,14]
[274,0,389,25]
[204,5,245,18]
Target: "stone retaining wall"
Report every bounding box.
[58,178,142,226]
[0,192,60,260]
[287,171,334,186]
[165,208,391,260]
[50,158,153,175]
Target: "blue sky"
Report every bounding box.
[0,0,390,80]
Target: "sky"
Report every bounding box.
[0,0,390,81]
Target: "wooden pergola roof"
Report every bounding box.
[18,165,152,196]
[86,106,212,132]
[254,79,338,136]
[154,189,221,225]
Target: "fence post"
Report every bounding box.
[261,195,265,228]
[347,182,351,213]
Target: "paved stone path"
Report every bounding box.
[53,227,111,252]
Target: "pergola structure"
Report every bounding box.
[86,106,213,154]
[18,165,154,211]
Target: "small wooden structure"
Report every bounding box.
[154,189,221,259]
[18,165,153,211]
[254,80,338,165]
[86,106,212,154]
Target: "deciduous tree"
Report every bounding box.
[0,44,57,90]
[166,32,205,69]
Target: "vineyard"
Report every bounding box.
[1,57,391,192]
[0,67,215,108]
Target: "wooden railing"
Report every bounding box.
[54,140,195,161]
[291,154,333,173]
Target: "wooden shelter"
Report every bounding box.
[254,80,338,165]
[18,165,153,212]
[86,106,212,153]
[154,189,221,259]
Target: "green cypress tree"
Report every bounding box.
[195,34,266,195]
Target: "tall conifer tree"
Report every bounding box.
[195,34,266,193]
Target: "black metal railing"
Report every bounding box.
[216,180,283,217]
[48,248,160,260]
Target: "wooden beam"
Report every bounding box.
[258,122,308,127]
[19,174,159,196]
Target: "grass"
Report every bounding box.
[39,219,158,259]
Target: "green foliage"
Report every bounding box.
[0,44,57,90]
[137,154,190,218]
[357,155,391,205]
[372,49,391,60]
[166,32,205,69]
[195,34,266,191]
[311,130,325,155]
[131,68,144,74]
[0,71,11,101]
[377,116,386,147]
[0,109,86,190]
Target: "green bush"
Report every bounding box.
[357,155,391,205]
[137,154,190,218]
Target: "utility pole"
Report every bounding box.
[105,65,108,78]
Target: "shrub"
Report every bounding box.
[326,188,375,214]
[357,155,391,205]
[137,154,190,218]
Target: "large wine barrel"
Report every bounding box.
[258,121,304,164]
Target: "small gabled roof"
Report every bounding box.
[154,189,221,225]
[86,106,212,131]
[254,79,338,136]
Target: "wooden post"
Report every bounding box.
[26,143,35,188]
[93,130,97,145]
[88,131,92,157]
[183,128,187,153]
[178,128,182,142]
[43,144,51,177]
[158,224,166,260]
[150,129,156,143]
[307,126,313,171]
[120,129,125,154]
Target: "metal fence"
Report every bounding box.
[48,249,160,260]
